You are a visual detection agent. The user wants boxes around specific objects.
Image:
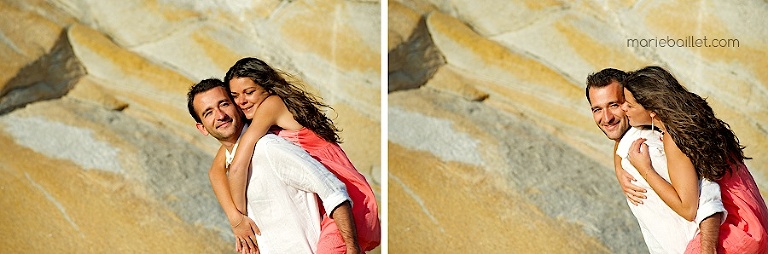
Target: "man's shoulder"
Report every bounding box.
[617,127,648,156]
[620,127,641,142]
[256,133,286,146]
[256,134,305,156]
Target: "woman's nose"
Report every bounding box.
[236,95,246,105]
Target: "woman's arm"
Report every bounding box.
[628,135,700,221]
[615,141,647,205]
[228,95,303,212]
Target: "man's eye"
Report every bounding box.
[592,108,600,113]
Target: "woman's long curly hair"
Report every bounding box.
[624,66,748,181]
[225,57,342,144]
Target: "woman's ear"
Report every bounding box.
[649,111,657,119]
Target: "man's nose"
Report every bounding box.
[214,108,227,120]
[603,109,614,122]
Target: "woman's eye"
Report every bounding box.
[246,90,254,95]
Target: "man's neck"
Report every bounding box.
[221,140,238,153]
[224,123,249,153]
[615,127,631,141]
[221,123,246,152]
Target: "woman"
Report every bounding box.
[213,57,380,253]
[622,66,768,253]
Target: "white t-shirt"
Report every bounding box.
[228,132,349,254]
[616,127,726,254]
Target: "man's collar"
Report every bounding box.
[225,123,249,167]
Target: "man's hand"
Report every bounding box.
[233,215,261,254]
[616,167,647,205]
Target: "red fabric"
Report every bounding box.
[685,163,768,254]
[316,216,346,254]
[274,127,381,251]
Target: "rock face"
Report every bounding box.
[389,0,768,253]
[0,30,85,114]
[0,0,380,253]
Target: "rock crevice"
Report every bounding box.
[0,28,85,115]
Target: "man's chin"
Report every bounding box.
[600,129,623,141]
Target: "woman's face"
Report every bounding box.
[229,77,270,120]
[621,88,653,126]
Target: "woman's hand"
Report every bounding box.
[628,138,654,179]
[233,215,261,254]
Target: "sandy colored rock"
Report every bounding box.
[424,65,489,101]
[0,98,230,252]
[387,1,421,51]
[0,29,85,114]
[389,142,610,253]
[0,1,71,86]
[68,77,129,111]
[388,6,446,92]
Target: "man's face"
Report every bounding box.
[588,81,630,141]
[192,86,243,143]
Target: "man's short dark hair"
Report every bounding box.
[585,68,628,103]
[187,78,226,123]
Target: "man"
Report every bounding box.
[586,68,725,253]
[187,79,360,253]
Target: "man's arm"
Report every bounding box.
[263,136,359,252]
[330,201,361,254]
[699,212,722,254]
[695,179,726,254]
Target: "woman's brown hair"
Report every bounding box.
[624,66,749,181]
[225,57,342,143]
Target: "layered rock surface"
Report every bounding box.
[0,0,380,252]
[389,0,768,253]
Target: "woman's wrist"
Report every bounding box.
[230,213,245,228]
[640,166,653,179]
[228,211,245,225]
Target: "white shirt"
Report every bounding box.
[227,132,350,254]
[616,127,726,254]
